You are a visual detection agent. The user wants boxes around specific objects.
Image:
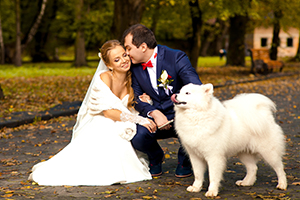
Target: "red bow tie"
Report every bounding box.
[141,60,153,70]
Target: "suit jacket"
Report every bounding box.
[131,45,202,118]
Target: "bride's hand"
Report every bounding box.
[139,93,153,105]
[141,118,157,133]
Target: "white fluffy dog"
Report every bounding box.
[171,83,287,197]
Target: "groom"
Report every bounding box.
[122,24,202,177]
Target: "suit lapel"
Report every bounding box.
[134,45,168,100]
[136,65,159,99]
[156,45,167,98]
[156,45,164,84]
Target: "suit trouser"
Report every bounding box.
[131,123,190,166]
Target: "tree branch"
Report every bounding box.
[22,0,48,49]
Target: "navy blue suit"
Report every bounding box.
[131,45,202,165]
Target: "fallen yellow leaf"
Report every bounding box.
[2,194,13,198]
[64,185,72,188]
[225,170,236,173]
[292,182,300,185]
[234,162,243,165]
[142,196,153,199]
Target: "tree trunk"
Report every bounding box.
[30,0,57,62]
[22,0,47,50]
[150,1,161,34]
[270,10,282,60]
[0,12,4,64]
[226,15,248,67]
[15,0,22,66]
[112,0,145,41]
[200,30,214,57]
[74,0,87,67]
[294,31,300,61]
[0,85,4,99]
[215,20,229,55]
[75,29,87,66]
[31,31,50,62]
[189,0,202,69]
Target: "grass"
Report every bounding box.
[0,61,99,78]
[0,56,299,119]
[197,56,252,68]
[0,56,250,78]
[197,56,227,67]
[4,47,100,78]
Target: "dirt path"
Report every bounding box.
[1,74,300,199]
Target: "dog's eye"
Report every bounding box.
[185,92,190,95]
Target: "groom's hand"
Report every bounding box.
[149,110,171,130]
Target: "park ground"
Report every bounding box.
[0,63,300,199]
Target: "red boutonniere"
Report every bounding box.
[157,70,174,95]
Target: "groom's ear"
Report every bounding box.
[140,42,148,53]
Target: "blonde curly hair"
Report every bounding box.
[100,40,135,110]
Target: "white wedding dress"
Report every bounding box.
[28,69,152,186]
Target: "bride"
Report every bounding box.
[28,40,156,186]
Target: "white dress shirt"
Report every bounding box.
[146,47,158,94]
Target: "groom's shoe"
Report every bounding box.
[175,164,193,178]
[149,163,162,177]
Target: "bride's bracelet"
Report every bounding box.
[120,112,150,125]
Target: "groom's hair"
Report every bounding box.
[122,24,157,49]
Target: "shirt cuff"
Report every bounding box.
[147,110,155,118]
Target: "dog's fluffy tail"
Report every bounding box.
[224,93,278,136]
[242,93,277,112]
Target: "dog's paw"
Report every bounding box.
[235,180,244,186]
[205,189,218,198]
[187,185,201,192]
[235,180,254,186]
[276,182,287,190]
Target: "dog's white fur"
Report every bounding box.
[172,83,287,197]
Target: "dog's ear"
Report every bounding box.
[203,83,214,94]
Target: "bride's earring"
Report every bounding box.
[109,68,113,75]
